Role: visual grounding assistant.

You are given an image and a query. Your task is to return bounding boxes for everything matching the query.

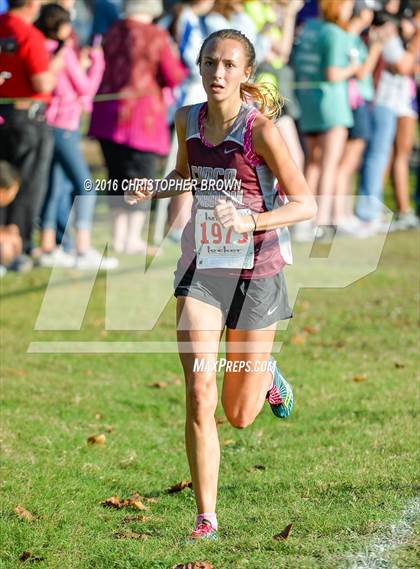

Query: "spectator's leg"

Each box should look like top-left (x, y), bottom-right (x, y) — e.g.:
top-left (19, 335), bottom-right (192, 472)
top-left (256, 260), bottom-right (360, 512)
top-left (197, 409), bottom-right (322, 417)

top-left (56, 177), bottom-right (74, 251)
top-left (99, 139), bottom-right (129, 251)
top-left (356, 105), bottom-right (397, 222)
top-left (54, 129), bottom-right (97, 254)
top-left (391, 115), bottom-right (416, 214)
top-left (415, 162), bottom-right (420, 218)
top-left (334, 138), bottom-right (366, 223)
top-left (303, 134), bottom-right (322, 196)
top-left (123, 149), bottom-right (156, 253)
top-left (1, 115), bottom-right (53, 253)
top-left (317, 126), bottom-right (348, 226)
top-left (40, 139), bottom-right (67, 252)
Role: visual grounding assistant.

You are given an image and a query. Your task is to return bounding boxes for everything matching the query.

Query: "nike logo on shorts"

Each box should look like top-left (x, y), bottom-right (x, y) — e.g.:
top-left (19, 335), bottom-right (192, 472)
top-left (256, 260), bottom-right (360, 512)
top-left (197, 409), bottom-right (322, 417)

top-left (267, 305), bottom-right (279, 316)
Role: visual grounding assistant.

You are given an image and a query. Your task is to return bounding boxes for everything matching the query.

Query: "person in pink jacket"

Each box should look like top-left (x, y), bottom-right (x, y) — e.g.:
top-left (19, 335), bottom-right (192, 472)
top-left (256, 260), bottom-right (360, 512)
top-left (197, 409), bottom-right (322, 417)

top-left (89, 0), bottom-right (187, 255)
top-left (37, 3), bottom-right (117, 270)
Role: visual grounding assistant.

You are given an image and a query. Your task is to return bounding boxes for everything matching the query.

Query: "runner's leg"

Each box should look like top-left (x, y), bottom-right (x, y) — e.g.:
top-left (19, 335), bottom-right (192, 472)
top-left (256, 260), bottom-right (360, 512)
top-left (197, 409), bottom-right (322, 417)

top-left (222, 324), bottom-right (277, 428)
top-left (177, 296), bottom-right (224, 515)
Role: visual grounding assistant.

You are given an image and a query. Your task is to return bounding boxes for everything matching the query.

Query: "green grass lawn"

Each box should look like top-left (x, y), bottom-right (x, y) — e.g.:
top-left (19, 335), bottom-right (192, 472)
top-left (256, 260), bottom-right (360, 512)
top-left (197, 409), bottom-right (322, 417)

top-left (0, 229), bottom-right (419, 568)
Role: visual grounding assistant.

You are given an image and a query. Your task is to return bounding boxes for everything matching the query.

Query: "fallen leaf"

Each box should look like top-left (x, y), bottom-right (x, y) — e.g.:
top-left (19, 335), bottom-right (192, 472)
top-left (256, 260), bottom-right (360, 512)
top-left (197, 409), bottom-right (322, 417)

top-left (170, 379), bottom-right (182, 386)
top-left (149, 381), bottom-right (168, 389)
top-left (250, 464), bottom-right (266, 471)
top-left (290, 334), bottom-right (306, 345)
top-left (102, 496), bottom-right (121, 509)
top-left (130, 500), bottom-right (148, 511)
top-left (95, 412), bottom-right (103, 419)
top-left (145, 497), bottom-right (159, 503)
top-left (105, 425), bottom-right (114, 433)
top-left (223, 439), bottom-right (235, 446)
top-left (19, 551), bottom-right (44, 562)
top-left (4, 368), bottom-right (28, 378)
top-left (127, 492), bottom-right (142, 501)
top-left (394, 361), bottom-right (405, 369)
top-left (14, 506), bottom-right (36, 522)
top-left (273, 523), bottom-right (293, 541)
top-left (352, 374), bottom-right (368, 383)
top-left (168, 480), bottom-right (192, 494)
top-left (215, 416), bottom-right (226, 426)
top-left (114, 529), bottom-right (150, 540)
top-left (172, 563), bottom-right (213, 569)
top-left (303, 325), bottom-right (320, 334)
top-left (126, 493), bottom-right (148, 510)
top-left (87, 434), bottom-right (106, 445)
top-left (101, 495), bottom-right (149, 510)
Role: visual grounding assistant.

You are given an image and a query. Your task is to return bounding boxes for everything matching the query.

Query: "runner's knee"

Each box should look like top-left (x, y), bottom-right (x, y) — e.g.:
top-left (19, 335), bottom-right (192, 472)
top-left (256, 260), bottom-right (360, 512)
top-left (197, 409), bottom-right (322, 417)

top-left (185, 374), bottom-right (218, 418)
top-left (224, 407), bottom-right (255, 429)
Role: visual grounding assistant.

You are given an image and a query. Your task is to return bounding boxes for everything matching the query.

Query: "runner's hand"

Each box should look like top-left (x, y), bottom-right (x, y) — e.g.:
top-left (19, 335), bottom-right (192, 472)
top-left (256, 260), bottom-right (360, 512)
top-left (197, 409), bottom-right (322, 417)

top-left (214, 199), bottom-right (253, 233)
top-left (124, 179), bottom-right (154, 205)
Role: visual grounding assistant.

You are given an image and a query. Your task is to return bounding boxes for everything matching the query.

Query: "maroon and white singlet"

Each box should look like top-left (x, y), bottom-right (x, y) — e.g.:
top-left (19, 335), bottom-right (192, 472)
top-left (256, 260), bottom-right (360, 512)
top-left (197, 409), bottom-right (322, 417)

top-left (178, 102), bottom-right (292, 279)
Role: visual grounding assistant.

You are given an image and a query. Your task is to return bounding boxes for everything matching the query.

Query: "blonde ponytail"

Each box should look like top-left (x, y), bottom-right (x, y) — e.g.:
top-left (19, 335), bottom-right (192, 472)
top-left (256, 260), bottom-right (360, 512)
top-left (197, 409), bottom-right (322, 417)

top-left (240, 81), bottom-right (284, 121)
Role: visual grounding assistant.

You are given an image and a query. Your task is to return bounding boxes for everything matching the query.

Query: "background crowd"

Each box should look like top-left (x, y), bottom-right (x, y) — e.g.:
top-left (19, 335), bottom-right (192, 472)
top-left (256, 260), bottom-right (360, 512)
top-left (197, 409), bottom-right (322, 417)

top-left (0, 0), bottom-right (418, 274)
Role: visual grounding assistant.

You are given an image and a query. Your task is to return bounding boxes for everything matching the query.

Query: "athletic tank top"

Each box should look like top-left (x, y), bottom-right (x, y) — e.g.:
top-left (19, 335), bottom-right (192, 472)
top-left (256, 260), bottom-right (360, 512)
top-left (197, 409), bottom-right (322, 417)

top-left (178, 102), bottom-right (292, 279)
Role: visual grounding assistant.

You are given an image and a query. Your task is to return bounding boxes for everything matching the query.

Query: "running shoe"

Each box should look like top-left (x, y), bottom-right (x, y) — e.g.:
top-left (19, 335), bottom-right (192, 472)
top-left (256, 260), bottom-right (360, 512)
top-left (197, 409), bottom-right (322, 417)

top-left (266, 357), bottom-right (294, 419)
top-left (188, 519), bottom-right (218, 541)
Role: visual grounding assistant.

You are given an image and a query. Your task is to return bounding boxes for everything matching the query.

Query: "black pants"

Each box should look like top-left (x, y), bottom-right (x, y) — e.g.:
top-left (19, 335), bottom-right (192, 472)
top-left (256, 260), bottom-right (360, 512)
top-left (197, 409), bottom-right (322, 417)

top-left (0, 110), bottom-right (53, 252)
top-left (99, 139), bottom-right (157, 211)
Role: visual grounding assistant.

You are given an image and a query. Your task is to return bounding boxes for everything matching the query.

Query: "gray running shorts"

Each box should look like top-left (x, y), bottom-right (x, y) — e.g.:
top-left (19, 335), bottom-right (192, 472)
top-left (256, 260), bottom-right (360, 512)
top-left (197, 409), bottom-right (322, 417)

top-left (174, 267), bottom-right (292, 330)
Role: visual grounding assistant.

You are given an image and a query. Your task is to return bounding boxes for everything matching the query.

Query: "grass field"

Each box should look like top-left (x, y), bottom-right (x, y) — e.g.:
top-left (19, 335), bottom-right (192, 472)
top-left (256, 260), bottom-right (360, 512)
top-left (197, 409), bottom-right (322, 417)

top-left (0, 226), bottom-right (419, 569)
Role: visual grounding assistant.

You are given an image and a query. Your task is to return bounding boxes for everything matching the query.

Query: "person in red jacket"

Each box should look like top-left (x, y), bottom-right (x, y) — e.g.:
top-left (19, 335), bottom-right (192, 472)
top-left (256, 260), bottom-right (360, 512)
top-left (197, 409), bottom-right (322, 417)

top-left (0, 0), bottom-right (61, 267)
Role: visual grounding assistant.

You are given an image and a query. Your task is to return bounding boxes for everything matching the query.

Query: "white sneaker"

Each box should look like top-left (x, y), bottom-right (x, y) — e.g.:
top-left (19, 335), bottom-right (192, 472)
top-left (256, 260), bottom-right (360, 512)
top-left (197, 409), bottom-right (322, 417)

top-left (292, 220), bottom-right (315, 243)
top-left (391, 210), bottom-right (419, 231)
top-left (38, 248), bottom-right (75, 268)
top-left (74, 248), bottom-right (119, 271)
top-left (336, 216), bottom-right (382, 238)
top-left (336, 216), bottom-right (362, 234)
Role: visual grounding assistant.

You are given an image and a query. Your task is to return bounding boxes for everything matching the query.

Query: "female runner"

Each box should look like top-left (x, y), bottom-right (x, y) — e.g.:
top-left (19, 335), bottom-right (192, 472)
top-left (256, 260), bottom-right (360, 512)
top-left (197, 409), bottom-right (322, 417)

top-left (126, 29), bottom-right (317, 540)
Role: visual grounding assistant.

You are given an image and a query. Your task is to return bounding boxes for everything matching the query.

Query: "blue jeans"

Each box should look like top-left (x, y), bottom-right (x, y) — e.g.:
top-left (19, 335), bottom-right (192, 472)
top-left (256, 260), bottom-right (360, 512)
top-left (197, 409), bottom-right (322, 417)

top-left (356, 105), bottom-right (397, 221)
top-left (41, 128), bottom-right (96, 241)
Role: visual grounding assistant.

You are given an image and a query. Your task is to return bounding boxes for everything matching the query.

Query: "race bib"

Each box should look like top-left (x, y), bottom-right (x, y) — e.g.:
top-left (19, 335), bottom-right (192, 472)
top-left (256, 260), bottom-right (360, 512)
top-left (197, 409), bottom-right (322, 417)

top-left (195, 208), bottom-right (254, 269)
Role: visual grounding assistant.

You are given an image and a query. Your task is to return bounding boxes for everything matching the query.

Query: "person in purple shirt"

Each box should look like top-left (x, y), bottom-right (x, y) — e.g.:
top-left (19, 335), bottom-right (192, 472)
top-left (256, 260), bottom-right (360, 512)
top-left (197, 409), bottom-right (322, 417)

top-left (126, 29), bottom-right (317, 541)
top-left (89, 0), bottom-right (186, 255)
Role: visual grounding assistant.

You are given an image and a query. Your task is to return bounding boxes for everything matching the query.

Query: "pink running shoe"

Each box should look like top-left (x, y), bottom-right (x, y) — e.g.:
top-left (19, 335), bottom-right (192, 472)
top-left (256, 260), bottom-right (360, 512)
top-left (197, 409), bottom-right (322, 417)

top-left (188, 519), bottom-right (218, 541)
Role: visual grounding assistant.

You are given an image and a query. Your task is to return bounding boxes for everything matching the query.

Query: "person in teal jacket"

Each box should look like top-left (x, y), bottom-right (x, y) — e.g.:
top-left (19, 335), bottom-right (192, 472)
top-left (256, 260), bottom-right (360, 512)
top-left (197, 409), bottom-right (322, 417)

top-left (292, 0), bottom-right (359, 239)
